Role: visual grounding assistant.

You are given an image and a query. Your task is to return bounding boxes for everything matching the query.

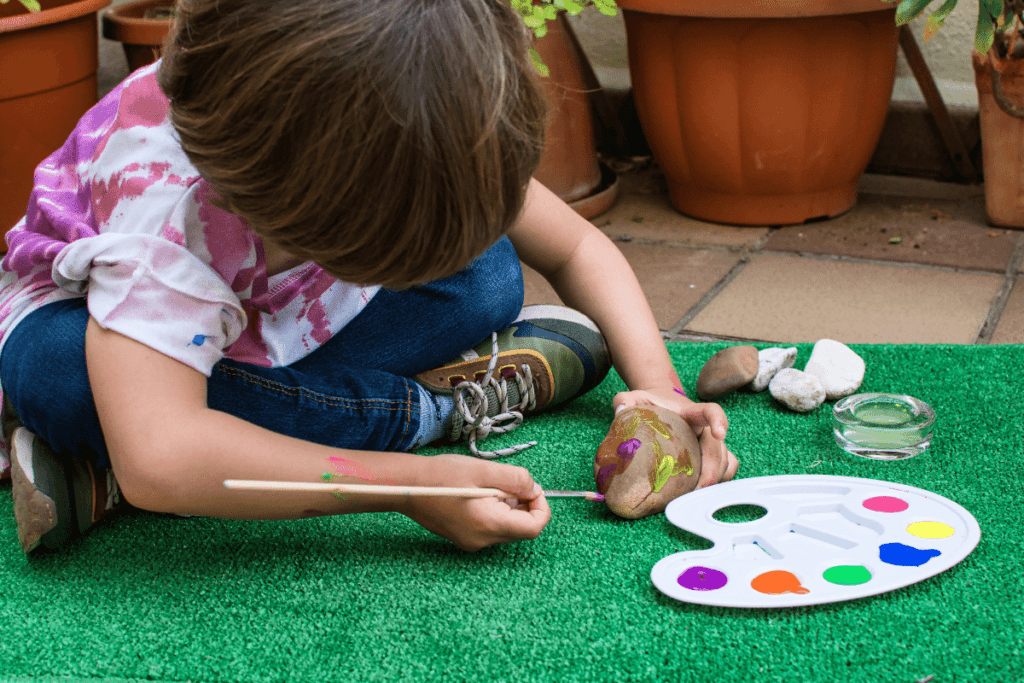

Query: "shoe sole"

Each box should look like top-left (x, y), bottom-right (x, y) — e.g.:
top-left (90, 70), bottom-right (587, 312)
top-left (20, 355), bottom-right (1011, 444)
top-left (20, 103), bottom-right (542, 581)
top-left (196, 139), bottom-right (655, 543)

top-left (10, 428), bottom-right (59, 554)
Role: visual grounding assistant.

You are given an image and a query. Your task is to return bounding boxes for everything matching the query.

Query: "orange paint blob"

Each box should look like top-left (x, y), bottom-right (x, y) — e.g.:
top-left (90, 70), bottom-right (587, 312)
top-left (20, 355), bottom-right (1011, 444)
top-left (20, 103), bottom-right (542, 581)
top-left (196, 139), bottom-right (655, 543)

top-left (751, 570), bottom-right (810, 595)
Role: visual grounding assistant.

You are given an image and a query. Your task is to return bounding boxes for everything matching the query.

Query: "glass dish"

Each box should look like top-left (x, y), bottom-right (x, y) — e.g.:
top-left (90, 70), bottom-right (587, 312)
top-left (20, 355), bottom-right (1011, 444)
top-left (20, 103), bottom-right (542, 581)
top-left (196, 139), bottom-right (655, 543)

top-left (832, 393), bottom-right (935, 461)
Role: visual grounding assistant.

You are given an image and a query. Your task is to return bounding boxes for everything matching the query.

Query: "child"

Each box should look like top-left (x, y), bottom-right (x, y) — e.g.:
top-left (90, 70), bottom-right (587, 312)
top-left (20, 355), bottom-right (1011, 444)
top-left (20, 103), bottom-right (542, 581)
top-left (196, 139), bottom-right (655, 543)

top-left (0, 0), bottom-right (737, 554)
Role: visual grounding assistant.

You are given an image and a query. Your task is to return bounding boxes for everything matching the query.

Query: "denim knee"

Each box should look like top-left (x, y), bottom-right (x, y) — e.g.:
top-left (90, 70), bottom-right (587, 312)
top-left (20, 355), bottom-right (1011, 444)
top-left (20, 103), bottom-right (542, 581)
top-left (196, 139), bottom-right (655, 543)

top-left (0, 298), bottom-right (110, 464)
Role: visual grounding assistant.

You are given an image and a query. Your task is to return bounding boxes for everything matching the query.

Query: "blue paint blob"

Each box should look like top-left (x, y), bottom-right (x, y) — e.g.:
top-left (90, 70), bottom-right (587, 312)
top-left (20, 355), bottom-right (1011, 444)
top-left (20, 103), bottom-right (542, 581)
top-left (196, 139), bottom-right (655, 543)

top-left (879, 542), bottom-right (941, 567)
top-left (191, 334), bottom-right (208, 346)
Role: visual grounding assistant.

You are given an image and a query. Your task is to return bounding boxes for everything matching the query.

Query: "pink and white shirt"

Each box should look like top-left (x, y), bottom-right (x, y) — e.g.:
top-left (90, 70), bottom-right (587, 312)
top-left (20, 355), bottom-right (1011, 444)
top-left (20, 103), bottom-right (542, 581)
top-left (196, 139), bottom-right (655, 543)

top-left (0, 62), bottom-right (379, 475)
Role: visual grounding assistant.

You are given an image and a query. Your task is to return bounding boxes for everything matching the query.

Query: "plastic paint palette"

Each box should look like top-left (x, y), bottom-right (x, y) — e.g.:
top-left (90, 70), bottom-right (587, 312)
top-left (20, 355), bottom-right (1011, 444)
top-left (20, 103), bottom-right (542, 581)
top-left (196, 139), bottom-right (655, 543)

top-left (651, 475), bottom-right (981, 608)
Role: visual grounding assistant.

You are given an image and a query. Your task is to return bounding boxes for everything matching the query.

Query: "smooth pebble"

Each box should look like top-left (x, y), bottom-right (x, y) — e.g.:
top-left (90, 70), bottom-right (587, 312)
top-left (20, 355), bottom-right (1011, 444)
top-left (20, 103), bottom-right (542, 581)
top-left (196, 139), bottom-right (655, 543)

top-left (804, 339), bottom-right (865, 400)
top-left (696, 345), bottom-right (759, 400)
top-left (748, 347), bottom-right (798, 392)
top-left (769, 368), bottom-right (826, 412)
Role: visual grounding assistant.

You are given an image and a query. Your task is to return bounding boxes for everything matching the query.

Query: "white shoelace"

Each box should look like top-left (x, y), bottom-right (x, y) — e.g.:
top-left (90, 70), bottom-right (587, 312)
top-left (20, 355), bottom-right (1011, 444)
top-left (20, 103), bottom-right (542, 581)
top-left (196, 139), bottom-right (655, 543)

top-left (452, 333), bottom-right (538, 458)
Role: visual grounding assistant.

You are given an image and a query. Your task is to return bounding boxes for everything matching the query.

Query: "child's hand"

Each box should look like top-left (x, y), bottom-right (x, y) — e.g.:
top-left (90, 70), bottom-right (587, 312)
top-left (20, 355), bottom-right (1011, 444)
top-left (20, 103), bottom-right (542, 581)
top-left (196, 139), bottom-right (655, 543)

top-left (403, 454), bottom-right (551, 551)
top-left (613, 386), bottom-right (739, 489)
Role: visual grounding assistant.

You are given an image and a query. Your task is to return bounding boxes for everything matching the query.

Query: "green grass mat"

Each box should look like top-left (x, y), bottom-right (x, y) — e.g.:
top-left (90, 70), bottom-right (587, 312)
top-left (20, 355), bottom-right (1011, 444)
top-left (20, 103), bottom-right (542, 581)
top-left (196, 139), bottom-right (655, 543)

top-left (1, 342), bottom-right (1022, 683)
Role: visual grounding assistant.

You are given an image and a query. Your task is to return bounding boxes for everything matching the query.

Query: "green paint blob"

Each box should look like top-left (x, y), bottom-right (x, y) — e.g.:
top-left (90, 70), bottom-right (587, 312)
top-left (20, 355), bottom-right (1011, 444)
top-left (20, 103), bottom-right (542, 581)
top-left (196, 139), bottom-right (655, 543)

top-left (823, 565), bottom-right (872, 586)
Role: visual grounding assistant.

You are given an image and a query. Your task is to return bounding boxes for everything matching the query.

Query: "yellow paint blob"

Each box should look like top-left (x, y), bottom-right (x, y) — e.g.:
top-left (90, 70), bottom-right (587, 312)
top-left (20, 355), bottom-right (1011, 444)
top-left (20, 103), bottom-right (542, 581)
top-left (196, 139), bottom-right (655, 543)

top-left (906, 521), bottom-right (954, 539)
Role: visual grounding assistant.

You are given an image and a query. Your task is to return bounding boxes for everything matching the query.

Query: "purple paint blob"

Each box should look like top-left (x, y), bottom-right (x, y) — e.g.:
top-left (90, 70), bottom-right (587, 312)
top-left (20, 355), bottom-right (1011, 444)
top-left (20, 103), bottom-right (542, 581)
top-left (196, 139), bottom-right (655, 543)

top-left (674, 387), bottom-right (687, 398)
top-left (596, 464), bottom-right (618, 492)
top-left (617, 439), bottom-right (641, 459)
top-left (863, 496), bottom-right (909, 513)
top-left (677, 566), bottom-right (728, 591)
top-left (879, 542), bottom-right (941, 567)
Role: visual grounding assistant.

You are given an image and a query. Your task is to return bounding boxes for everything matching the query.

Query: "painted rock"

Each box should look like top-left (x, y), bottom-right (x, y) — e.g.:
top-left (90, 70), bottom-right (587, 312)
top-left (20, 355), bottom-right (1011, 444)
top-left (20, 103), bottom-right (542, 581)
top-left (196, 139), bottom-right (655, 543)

top-left (768, 368), bottom-right (826, 412)
top-left (594, 406), bottom-right (702, 519)
top-left (696, 345), bottom-right (758, 400)
top-left (803, 339), bottom-right (865, 400)
top-left (748, 347), bottom-right (798, 392)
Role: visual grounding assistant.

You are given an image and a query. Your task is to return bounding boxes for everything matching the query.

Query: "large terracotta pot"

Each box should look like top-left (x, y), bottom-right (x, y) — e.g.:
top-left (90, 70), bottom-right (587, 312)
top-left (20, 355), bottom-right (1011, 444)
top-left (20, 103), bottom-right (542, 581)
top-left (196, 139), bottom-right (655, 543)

top-left (532, 13), bottom-right (618, 219)
top-left (973, 49), bottom-right (1024, 228)
top-left (616, 0), bottom-right (898, 226)
top-left (0, 0), bottom-right (112, 243)
top-left (101, 0), bottom-right (174, 74)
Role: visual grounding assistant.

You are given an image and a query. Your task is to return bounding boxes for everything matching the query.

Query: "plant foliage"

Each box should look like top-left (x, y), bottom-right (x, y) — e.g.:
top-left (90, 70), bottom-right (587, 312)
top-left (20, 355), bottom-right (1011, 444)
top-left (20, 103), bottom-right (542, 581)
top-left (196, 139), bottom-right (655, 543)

top-left (508, 0), bottom-right (618, 75)
top-left (886, 0), bottom-right (1017, 54)
top-left (0, 0), bottom-right (42, 11)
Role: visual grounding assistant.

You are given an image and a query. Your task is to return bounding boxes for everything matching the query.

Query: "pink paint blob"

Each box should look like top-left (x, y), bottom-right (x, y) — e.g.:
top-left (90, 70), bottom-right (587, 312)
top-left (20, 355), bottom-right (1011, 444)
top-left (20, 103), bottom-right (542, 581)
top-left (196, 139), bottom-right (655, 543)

top-left (863, 496), bottom-right (909, 513)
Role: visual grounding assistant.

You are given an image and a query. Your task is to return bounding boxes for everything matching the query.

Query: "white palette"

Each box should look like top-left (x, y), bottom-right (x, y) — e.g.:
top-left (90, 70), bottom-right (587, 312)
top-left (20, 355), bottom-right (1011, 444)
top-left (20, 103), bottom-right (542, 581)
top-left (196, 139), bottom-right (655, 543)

top-left (651, 475), bottom-right (980, 608)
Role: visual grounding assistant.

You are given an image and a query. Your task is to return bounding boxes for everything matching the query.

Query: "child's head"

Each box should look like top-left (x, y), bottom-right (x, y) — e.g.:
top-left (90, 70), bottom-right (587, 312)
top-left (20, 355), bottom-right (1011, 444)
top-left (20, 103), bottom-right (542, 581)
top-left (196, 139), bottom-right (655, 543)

top-left (159, 0), bottom-right (547, 288)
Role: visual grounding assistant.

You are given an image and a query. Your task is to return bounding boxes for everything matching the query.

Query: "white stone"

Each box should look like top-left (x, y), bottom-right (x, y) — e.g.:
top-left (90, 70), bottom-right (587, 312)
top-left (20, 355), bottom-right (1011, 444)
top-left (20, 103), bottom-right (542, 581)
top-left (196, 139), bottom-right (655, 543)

top-left (748, 347), bottom-right (798, 392)
top-left (769, 368), bottom-right (826, 412)
top-left (803, 339), bottom-right (865, 400)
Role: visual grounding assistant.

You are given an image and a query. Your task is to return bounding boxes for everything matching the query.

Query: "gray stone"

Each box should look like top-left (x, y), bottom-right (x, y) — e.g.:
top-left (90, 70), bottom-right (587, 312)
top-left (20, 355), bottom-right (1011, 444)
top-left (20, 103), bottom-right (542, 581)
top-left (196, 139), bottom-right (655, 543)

top-left (748, 347), bottom-right (798, 392)
top-left (696, 345), bottom-right (758, 400)
top-left (769, 368), bottom-right (826, 412)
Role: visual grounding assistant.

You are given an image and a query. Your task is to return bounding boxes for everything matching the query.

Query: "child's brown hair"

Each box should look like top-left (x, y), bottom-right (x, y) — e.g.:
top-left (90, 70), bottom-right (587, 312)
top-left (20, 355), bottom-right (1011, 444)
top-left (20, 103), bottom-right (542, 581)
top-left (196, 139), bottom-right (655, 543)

top-left (159, 0), bottom-right (547, 288)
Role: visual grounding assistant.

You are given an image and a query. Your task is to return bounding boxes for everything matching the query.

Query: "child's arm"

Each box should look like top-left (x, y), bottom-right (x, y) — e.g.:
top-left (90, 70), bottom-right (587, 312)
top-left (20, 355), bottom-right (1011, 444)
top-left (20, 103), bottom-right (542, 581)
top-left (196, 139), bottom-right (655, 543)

top-left (84, 318), bottom-right (550, 550)
top-left (508, 179), bottom-right (737, 487)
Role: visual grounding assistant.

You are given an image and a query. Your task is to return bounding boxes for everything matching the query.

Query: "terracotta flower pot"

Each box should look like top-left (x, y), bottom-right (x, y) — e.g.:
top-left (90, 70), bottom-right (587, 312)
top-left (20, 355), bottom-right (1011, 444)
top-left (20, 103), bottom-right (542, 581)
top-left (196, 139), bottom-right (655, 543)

top-left (532, 13), bottom-right (618, 219)
top-left (973, 49), bottom-right (1024, 229)
top-left (101, 0), bottom-right (173, 73)
top-left (615, 0), bottom-right (898, 226)
top-left (0, 0), bottom-right (111, 243)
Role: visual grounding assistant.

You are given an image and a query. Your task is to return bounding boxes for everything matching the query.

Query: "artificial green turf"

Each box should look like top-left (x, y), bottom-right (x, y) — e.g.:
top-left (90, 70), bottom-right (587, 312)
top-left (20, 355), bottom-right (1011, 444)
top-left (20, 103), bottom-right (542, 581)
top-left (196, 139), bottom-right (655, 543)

top-left (1, 342), bottom-right (1022, 683)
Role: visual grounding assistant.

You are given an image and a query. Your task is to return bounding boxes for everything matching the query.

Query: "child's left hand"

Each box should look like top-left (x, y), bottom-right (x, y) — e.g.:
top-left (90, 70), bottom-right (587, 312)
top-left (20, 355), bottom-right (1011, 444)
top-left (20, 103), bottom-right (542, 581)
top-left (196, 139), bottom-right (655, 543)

top-left (612, 386), bottom-right (738, 489)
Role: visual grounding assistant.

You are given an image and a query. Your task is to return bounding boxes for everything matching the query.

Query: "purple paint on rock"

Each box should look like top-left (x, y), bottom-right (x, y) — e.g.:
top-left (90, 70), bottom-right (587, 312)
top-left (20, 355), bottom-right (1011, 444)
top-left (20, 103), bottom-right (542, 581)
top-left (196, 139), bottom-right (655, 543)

top-left (617, 438), bottom-right (641, 459)
top-left (678, 566), bottom-right (728, 591)
top-left (596, 464), bottom-right (618, 492)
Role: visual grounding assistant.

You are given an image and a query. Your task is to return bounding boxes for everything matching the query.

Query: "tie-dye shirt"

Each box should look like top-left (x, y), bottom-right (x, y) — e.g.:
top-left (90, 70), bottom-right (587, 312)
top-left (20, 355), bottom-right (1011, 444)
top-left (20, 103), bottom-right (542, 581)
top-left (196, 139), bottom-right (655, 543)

top-left (0, 62), bottom-right (380, 475)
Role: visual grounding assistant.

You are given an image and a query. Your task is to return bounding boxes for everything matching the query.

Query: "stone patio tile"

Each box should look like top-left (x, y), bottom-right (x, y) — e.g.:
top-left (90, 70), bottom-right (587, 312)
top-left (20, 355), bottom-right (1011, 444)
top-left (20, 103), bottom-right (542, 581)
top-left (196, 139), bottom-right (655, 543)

top-left (764, 190), bottom-right (1017, 273)
top-left (990, 279), bottom-right (1024, 345)
top-left (522, 243), bottom-right (740, 331)
top-left (686, 253), bottom-right (1003, 344)
top-left (592, 164), bottom-right (768, 249)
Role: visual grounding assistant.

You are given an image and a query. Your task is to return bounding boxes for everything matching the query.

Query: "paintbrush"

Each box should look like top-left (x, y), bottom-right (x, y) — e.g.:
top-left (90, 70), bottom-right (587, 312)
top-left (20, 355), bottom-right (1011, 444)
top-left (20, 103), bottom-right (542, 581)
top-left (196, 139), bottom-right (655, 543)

top-left (223, 480), bottom-right (604, 502)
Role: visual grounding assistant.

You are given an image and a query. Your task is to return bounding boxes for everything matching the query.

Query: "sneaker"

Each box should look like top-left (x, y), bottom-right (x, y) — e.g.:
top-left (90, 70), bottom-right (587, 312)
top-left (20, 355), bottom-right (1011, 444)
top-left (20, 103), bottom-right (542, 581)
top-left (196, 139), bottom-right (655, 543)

top-left (414, 305), bottom-right (611, 458)
top-left (10, 427), bottom-right (124, 554)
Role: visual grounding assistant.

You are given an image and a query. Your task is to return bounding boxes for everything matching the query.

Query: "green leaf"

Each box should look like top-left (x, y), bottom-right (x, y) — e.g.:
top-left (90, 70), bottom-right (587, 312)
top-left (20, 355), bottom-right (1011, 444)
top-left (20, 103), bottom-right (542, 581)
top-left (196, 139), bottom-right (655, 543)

top-left (561, 0), bottom-right (584, 14)
top-left (529, 47), bottom-right (549, 77)
top-left (895, 0), bottom-right (935, 26)
top-left (20, 0), bottom-right (41, 9)
top-left (592, 0), bottom-right (618, 15)
top-left (976, 2), bottom-right (996, 53)
top-left (922, 0), bottom-right (957, 41)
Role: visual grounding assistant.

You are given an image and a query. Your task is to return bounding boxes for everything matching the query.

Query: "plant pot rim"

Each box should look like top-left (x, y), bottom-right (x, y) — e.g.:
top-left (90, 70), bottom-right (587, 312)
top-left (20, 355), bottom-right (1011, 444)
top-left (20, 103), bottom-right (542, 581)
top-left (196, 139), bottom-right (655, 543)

top-left (0, 0), bottom-right (110, 33)
top-left (616, 0), bottom-right (894, 18)
top-left (101, 0), bottom-right (173, 45)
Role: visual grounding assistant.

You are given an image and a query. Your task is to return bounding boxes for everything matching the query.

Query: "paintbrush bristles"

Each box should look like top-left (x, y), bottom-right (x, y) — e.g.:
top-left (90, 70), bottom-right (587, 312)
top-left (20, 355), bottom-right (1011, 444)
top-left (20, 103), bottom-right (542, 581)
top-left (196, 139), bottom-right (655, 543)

top-left (222, 480), bottom-right (604, 501)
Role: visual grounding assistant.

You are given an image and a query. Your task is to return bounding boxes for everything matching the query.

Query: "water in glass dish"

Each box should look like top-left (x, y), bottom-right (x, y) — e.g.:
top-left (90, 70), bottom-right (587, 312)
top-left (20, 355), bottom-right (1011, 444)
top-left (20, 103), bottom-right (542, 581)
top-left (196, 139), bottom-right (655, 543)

top-left (832, 393), bottom-right (935, 460)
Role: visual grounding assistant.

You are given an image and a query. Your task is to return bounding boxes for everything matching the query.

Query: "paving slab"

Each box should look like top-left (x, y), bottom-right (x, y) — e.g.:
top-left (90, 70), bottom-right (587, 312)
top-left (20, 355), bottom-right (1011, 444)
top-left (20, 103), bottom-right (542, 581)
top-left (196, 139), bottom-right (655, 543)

top-left (765, 180), bottom-right (1017, 273)
top-left (592, 162), bottom-right (768, 249)
top-left (686, 253), bottom-right (1003, 344)
top-left (522, 243), bottom-right (741, 331)
top-left (990, 279), bottom-right (1024, 345)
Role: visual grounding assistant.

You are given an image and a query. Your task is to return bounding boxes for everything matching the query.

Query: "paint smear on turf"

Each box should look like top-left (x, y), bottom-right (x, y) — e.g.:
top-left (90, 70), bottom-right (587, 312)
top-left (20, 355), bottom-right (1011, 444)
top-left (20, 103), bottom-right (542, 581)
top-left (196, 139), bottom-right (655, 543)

top-left (751, 570), bottom-right (809, 595)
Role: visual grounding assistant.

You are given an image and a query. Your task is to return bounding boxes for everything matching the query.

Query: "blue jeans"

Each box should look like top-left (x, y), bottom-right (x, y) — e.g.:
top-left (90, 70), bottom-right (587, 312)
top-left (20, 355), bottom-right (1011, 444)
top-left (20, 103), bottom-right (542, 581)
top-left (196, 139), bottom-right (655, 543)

top-left (0, 237), bottom-right (524, 468)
